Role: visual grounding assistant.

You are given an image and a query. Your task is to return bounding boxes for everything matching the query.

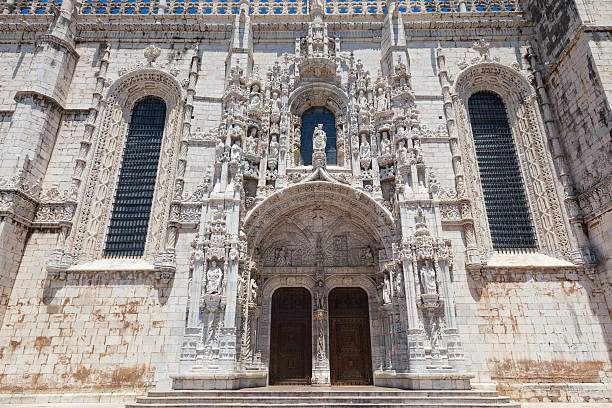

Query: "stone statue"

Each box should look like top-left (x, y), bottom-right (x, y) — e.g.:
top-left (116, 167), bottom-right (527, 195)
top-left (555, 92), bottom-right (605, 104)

top-left (376, 87), bottom-right (388, 111)
top-left (313, 124), bottom-right (326, 151)
top-left (250, 278), bottom-right (259, 304)
top-left (237, 273), bottom-right (246, 298)
top-left (414, 138), bottom-right (423, 163)
top-left (269, 135), bottom-right (280, 158)
top-left (275, 247), bottom-right (287, 266)
top-left (271, 92), bottom-right (281, 116)
top-left (231, 141), bottom-right (242, 162)
top-left (382, 277), bottom-right (391, 304)
top-left (419, 261), bottom-right (437, 295)
top-left (358, 90), bottom-right (368, 112)
top-left (380, 131), bottom-right (391, 156)
top-left (397, 140), bottom-right (408, 165)
top-left (351, 132), bottom-right (359, 154)
top-left (359, 135), bottom-right (371, 160)
top-left (395, 268), bottom-right (405, 297)
top-left (206, 261), bottom-right (223, 294)
top-left (249, 85), bottom-right (261, 108)
top-left (247, 128), bottom-right (258, 155)
top-left (396, 125), bottom-right (407, 141)
top-left (215, 140), bottom-right (225, 162)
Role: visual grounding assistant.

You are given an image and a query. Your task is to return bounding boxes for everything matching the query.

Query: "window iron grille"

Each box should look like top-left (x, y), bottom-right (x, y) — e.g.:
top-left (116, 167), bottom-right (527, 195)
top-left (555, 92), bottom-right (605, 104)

top-left (467, 91), bottom-right (537, 250)
top-left (105, 97), bottom-right (167, 257)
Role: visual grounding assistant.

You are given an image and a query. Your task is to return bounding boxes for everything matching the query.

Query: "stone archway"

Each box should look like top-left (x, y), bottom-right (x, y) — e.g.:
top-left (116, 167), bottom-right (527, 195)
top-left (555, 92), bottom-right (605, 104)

top-left (245, 180), bottom-right (394, 385)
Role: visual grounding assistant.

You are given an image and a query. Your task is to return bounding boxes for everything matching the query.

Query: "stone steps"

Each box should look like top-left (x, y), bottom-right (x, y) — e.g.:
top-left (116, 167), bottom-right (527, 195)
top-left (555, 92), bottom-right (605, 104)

top-left (126, 389), bottom-right (521, 408)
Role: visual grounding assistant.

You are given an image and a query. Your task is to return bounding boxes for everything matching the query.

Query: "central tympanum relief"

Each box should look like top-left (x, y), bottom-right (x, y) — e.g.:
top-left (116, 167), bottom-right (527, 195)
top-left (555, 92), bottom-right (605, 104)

top-left (260, 205), bottom-right (377, 269)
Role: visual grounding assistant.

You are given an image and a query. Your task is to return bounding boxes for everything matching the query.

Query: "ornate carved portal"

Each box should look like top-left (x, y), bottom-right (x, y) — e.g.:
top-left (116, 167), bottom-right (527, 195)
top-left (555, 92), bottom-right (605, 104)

top-left (269, 287), bottom-right (312, 385)
top-left (329, 287), bottom-right (373, 385)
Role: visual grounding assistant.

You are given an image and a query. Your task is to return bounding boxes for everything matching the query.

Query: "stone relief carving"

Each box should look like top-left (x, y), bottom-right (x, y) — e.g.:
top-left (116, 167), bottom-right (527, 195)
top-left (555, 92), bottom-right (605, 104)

top-left (206, 261), bottom-right (224, 295)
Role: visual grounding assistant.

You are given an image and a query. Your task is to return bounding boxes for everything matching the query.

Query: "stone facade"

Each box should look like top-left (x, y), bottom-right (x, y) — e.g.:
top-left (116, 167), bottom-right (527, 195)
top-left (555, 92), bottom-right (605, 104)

top-left (0, 0), bottom-right (610, 403)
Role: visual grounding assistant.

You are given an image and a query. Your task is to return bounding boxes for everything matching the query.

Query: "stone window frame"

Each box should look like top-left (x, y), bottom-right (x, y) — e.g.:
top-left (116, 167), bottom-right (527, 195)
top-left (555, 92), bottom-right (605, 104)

top-left (452, 62), bottom-right (572, 259)
top-left (70, 69), bottom-right (184, 264)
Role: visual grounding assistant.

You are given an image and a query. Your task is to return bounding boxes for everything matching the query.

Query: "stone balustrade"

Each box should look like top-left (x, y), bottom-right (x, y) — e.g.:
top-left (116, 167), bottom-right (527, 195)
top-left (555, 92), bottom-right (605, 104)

top-left (0, 0), bottom-right (520, 16)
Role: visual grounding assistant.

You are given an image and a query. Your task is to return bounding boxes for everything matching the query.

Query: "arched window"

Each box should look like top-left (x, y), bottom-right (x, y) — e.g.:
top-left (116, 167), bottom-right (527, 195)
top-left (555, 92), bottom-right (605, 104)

top-left (105, 97), bottom-right (167, 257)
top-left (467, 91), bottom-right (537, 249)
top-left (300, 107), bottom-right (337, 165)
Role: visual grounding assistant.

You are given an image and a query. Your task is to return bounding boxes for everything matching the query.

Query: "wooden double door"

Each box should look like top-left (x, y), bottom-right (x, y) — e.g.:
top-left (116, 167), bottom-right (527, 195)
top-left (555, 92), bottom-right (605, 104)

top-left (329, 287), bottom-right (373, 385)
top-left (269, 287), bottom-right (373, 386)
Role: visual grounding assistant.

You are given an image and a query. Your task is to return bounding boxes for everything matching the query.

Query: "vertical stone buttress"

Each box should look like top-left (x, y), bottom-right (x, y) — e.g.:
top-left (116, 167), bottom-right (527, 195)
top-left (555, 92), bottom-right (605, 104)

top-left (0, 0), bottom-right (79, 324)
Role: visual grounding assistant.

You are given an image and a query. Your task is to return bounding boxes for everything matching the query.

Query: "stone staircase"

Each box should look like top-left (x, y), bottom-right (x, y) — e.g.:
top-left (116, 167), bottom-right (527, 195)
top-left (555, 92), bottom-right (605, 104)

top-left (126, 387), bottom-right (521, 408)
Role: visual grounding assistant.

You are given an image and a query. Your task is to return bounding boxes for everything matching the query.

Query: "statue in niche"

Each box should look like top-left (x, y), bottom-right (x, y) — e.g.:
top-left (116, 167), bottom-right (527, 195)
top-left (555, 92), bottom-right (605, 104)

top-left (215, 140), bottom-right (226, 162)
top-left (237, 273), bottom-right (246, 298)
top-left (359, 135), bottom-right (371, 160)
top-left (382, 277), bottom-right (391, 304)
top-left (231, 124), bottom-right (243, 140)
top-left (206, 261), bottom-right (223, 295)
top-left (271, 92), bottom-right (281, 116)
top-left (231, 141), bottom-right (242, 162)
top-left (269, 135), bottom-right (280, 159)
top-left (396, 125), bottom-right (407, 141)
top-left (246, 128), bottom-right (258, 155)
top-left (275, 247), bottom-right (287, 266)
top-left (419, 261), bottom-right (437, 295)
top-left (395, 268), bottom-right (405, 297)
top-left (358, 89), bottom-right (368, 112)
top-left (313, 124), bottom-right (326, 151)
top-left (250, 278), bottom-right (259, 305)
top-left (380, 131), bottom-right (392, 156)
top-left (376, 87), bottom-right (388, 111)
top-left (249, 84), bottom-right (261, 108)
top-left (413, 138), bottom-right (423, 163)
top-left (397, 140), bottom-right (408, 166)
top-left (351, 132), bottom-right (359, 154)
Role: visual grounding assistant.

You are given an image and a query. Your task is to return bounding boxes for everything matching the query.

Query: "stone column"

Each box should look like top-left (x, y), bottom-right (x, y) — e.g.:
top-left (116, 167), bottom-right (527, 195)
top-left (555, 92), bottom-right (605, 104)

top-left (401, 258), bottom-right (426, 370)
top-left (312, 297), bottom-right (331, 386)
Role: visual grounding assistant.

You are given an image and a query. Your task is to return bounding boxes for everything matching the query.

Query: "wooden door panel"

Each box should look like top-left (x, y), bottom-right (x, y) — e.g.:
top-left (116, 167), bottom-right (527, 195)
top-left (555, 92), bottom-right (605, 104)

top-left (329, 288), bottom-right (373, 385)
top-left (270, 288), bottom-right (311, 384)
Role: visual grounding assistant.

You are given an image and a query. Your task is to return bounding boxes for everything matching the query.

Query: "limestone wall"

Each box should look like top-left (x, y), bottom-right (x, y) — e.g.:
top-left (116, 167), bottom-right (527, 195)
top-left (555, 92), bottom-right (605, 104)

top-left (0, 230), bottom-right (195, 393)
top-left (0, 45), bottom-right (35, 110)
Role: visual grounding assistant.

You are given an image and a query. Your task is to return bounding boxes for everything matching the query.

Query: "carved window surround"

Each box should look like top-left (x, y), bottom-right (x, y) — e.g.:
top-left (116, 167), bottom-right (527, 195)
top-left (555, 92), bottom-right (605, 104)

top-left (453, 62), bottom-right (573, 261)
top-left (69, 69), bottom-right (184, 265)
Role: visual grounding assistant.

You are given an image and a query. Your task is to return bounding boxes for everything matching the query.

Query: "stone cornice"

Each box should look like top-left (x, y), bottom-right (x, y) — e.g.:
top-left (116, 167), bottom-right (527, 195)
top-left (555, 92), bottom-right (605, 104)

top-left (0, 12), bottom-right (531, 42)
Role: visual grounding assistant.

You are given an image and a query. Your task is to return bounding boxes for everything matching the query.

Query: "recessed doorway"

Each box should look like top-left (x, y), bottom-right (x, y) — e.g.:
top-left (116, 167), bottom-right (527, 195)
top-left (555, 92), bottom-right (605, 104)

top-left (328, 287), bottom-right (373, 385)
top-left (269, 287), bottom-right (312, 385)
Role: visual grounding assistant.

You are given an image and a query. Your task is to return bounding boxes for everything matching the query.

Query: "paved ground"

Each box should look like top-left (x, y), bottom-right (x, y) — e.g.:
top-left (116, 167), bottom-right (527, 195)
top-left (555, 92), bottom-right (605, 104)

top-left (1, 402), bottom-right (611, 407)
